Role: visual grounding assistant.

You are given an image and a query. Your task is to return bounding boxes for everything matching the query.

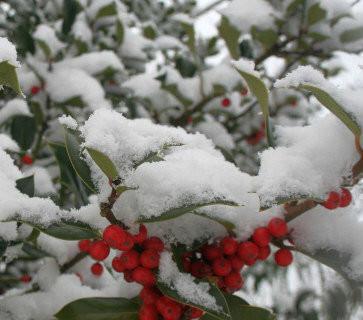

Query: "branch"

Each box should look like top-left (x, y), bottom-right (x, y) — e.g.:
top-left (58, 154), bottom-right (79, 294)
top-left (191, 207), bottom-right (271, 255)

top-left (192, 0), bottom-right (226, 18)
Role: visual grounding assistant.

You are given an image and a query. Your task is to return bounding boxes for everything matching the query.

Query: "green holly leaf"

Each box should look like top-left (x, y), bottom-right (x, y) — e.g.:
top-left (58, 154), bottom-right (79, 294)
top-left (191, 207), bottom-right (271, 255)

top-left (86, 147), bottom-right (118, 181)
top-left (340, 27), bottom-right (363, 43)
top-left (0, 61), bottom-right (23, 96)
top-left (218, 17), bottom-right (240, 60)
top-left (55, 297), bottom-right (139, 320)
top-left (307, 3), bottom-right (326, 26)
top-left (11, 115), bottom-right (36, 151)
top-left (16, 175), bottom-right (35, 197)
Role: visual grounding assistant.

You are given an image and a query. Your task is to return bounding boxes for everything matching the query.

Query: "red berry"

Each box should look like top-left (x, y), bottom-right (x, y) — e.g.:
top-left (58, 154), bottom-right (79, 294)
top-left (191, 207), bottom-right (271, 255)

top-left (91, 262), bottom-right (103, 276)
top-left (140, 287), bottom-right (161, 305)
top-left (132, 267), bottom-right (156, 287)
top-left (120, 250), bottom-right (139, 270)
top-left (182, 253), bottom-right (192, 272)
top-left (20, 274), bottom-right (32, 283)
top-left (78, 239), bottom-right (91, 252)
top-left (140, 249), bottom-right (160, 269)
top-left (187, 116), bottom-right (193, 124)
top-left (221, 97), bottom-right (231, 108)
top-left (139, 304), bottom-right (159, 320)
top-left (246, 130), bottom-right (264, 145)
top-left (21, 154), bottom-right (33, 165)
top-left (323, 191), bottom-right (340, 210)
top-left (89, 240), bottom-right (110, 261)
top-left (31, 86), bottom-right (41, 95)
top-left (103, 224), bottom-right (127, 249)
top-left (244, 258), bottom-right (257, 266)
top-left (143, 237), bottom-right (164, 252)
top-left (237, 241), bottom-right (259, 262)
top-left (212, 258), bottom-right (232, 276)
top-left (134, 224), bottom-right (148, 244)
top-left (267, 218), bottom-right (288, 238)
top-left (123, 270), bottom-right (134, 283)
top-left (220, 237), bottom-right (238, 255)
top-left (339, 188), bottom-right (352, 207)
top-left (224, 271), bottom-right (243, 290)
top-left (156, 296), bottom-right (183, 320)
top-left (241, 87), bottom-right (248, 96)
top-left (190, 261), bottom-right (212, 278)
top-left (257, 246), bottom-right (271, 260)
top-left (229, 255), bottom-right (244, 271)
top-left (189, 307), bottom-right (204, 319)
top-left (274, 248), bottom-right (293, 267)
top-left (202, 244), bottom-right (223, 261)
top-left (217, 277), bottom-right (225, 290)
top-left (112, 256), bottom-right (126, 273)
top-left (252, 227), bottom-right (271, 247)
top-left (119, 232), bottom-right (135, 251)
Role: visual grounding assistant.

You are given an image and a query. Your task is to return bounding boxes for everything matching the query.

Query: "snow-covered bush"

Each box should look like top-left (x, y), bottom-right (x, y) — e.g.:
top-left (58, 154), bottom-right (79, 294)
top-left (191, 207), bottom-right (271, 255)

top-left (1, 0), bottom-right (363, 319)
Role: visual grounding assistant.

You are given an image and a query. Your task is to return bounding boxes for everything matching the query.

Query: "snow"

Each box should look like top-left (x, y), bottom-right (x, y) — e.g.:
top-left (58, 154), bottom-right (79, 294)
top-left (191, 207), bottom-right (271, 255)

top-left (46, 68), bottom-right (111, 111)
top-left (232, 58), bottom-right (260, 78)
top-left (0, 99), bottom-right (31, 125)
top-left (0, 37), bottom-right (20, 67)
top-left (0, 134), bottom-right (20, 152)
top-left (23, 167), bottom-right (56, 195)
top-left (33, 24), bottom-right (65, 56)
top-left (72, 14), bottom-right (93, 44)
top-left (155, 35), bottom-right (186, 51)
top-left (220, 0), bottom-right (278, 32)
top-left (159, 251), bottom-right (220, 311)
top-left (58, 115), bottom-right (78, 130)
top-left (275, 66), bottom-right (327, 89)
top-left (119, 28), bottom-right (153, 61)
top-left (55, 51), bottom-right (124, 76)
top-left (256, 115), bottom-right (358, 206)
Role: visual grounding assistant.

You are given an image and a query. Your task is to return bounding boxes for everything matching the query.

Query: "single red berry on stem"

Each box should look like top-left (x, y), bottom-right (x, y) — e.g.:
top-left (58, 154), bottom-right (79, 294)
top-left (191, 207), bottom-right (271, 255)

top-left (120, 250), bottom-right (139, 270)
top-left (134, 224), bottom-right (148, 244)
top-left (140, 249), bottom-right (160, 269)
top-left (212, 258), bottom-right (232, 276)
top-left (103, 225), bottom-right (125, 248)
top-left (229, 255), bottom-right (244, 271)
top-left (221, 97), bottom-right (231, 108)
top-left (91, 262), bottom-right (103, 276)
top-left (267, 218), bottom-right (288, 238)
top-left (139, 304), bottom-right (159, 320)
top-left (252, 227), bottom-right (271, 247)
top-left (89, 240), bottom-right (110, 261)
top-left (202, 244), bottom-right (223, 261)
top-left (123, 270), bottom-right (134, 283)
top-left (78, 239), bottom-right (91, 252)
top-left (274, 248), bottom-right (293, 267)
top-left (323, 191), bottom-right (340, 210)
top-left (21, 154), bottom-right (33, 165)
top-left (220, 237), bottom-right (238, 255)
top-left (112, 256), bottom-right (126, 273)
top-left (31, 86), bottom-right (41, 95)
top-left (140, 287), bottom-right (161, 305)
top-left (189, 307), bottom-right (205, 319)
top-left (238, 241), bottom-right (259, 262)
top-left (339, 188), bottom-right (352, 207)
top-left (156, 296), bottom-right (183, 320)
top-left (20, 275), bottom-right (32, 283)
top-left (132, 267), bottom-right (156, 286)
top-left (224, 271), bottom-right (243, 290)
top-left (257, 246), bottom-right (271, 260)
top-left (143, 237), bottom-right (164, 252)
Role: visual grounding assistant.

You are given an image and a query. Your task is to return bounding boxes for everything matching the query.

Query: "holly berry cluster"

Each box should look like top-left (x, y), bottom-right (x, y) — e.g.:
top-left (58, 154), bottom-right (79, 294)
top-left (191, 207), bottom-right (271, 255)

top-left (220, 88), bottom-right (249, 108)
top-left (181, 217), bottom-right (293, 293)
top-left (322, 188), bottom-right (352, 210)
top-left (78, 224), bottom-right (204, 320)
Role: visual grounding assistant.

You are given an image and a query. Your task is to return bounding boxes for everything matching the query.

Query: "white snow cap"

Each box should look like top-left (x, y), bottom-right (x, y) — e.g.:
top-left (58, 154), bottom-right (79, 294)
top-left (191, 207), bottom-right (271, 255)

top-left (0, 37), bottom-right (20, 67)
top-left (33, 24), bottom-right (65, 56)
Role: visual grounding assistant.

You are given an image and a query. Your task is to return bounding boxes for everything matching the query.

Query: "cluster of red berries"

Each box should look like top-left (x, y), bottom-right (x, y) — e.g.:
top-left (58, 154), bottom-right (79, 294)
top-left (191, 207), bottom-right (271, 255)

top-left (78, 224), bottom-right (204, 320)
top-left (322, 188), bottom-right (352, 210)
top-left (180, 217), bottom-right (293, 293)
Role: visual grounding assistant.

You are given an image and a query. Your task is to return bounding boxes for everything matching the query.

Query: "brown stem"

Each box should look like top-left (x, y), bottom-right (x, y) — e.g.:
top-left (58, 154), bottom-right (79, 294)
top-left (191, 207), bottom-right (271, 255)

top-left (60, 252), bottom-right (87, 273)
top-left (100, 186), bottom-right (128, 229)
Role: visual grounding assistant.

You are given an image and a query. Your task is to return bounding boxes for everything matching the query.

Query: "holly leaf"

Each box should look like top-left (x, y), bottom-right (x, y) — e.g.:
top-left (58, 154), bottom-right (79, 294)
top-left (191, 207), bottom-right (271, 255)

top-left (95, 2), bottom-right (117, 20)
top-left (54, 297), bottom-right (139, 320)
top-left (11, 115), bottom-right (36, 151)
top-left (233, 62), bottom-right (274, 146)
top-left (307, 3), bottom-right (326, 26)
top-left (23, 219), bottom-right (99, 240)
top-left (138, 199), bottom-right (239, 223)
top-left (300, 84), bottom-right (360, 136)
top-left (340, 27), bottom-right (363, 43)
top-left (62, 0), bottom-right (80, 35)
top-left (16, 175), bottom-right (35, 197)
top-left (86, 147), bottom-right (118, 181)
top-left (157, 281), bottom-right (231, 320)
top-left (64, 127), bottom-right (96, 192)
top-left (192, 211), bottom-right (236, 231)
top-left (0, 60), bottom-right (23, 96)
top-left (218, 17), bottom-right (240, 60)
